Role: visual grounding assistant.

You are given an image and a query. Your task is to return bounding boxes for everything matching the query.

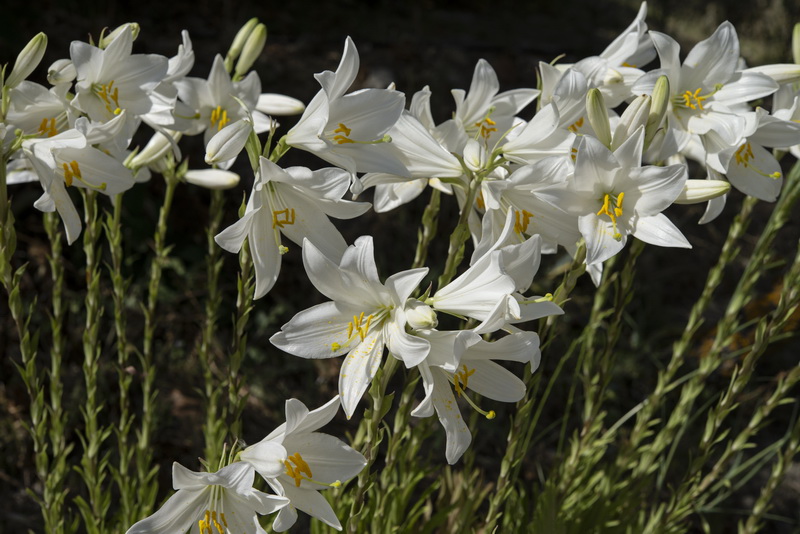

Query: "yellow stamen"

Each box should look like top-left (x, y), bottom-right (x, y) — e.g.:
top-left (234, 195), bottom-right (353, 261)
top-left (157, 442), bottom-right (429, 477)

top-left (570, 147), bottom-right (578, 163)
top-left (596, 192), bottom-right (625, 240)
top-left (514, 209), bottom-right (533, 234)
top-left (453, 364), bottom-right (476, 397)
top-left (272, 208), bottom-right (296, 228)
top-left (38, 117), bottom-right (58, 137)
top-left (567, 117), bottom-right (584, 133)
top-left (210, 105), bottom-right (230, 131)
top-left (332, 122), bottom-right (355, 144)
top-left (621, 62), bottom-right (637, 68)
top-left (734, 142), bottom-right (782, 179)
top-left (474, 116), bottom-right (498, 139)
top-left (284, 453), bottom-right (313, 487)
top-left (95, 80), bottom-right (122, 115)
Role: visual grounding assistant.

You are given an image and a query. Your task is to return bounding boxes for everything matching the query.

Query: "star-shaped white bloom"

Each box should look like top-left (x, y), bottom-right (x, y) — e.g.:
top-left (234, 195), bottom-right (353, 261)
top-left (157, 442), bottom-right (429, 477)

top-left (215, 157), bottom-right (370, 298)
top-left (270, 236), bottom-right (430, 417)
top-left (540, 127), bottom-right (690, 265)
top-left (125, 462), bottom-right (288, 534)
top-left (240, 396), bottom-right (366, 532)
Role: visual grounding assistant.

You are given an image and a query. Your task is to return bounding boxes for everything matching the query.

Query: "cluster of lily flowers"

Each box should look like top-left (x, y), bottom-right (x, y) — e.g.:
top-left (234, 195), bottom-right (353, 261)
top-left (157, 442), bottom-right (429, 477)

top-left (3, 2), bottom-right (800, 531)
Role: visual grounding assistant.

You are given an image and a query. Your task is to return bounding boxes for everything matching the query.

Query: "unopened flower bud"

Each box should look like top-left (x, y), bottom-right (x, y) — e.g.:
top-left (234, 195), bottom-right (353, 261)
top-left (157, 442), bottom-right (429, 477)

top-left (793, 22), bottom-right (800, 65)
top-left (129, 131), bottom-right (182, 168)
top-left (673, 179), bottom-right (731, 204)
top-left (47, 59), bottom-right (76, 85)
top-left (745, 64), bottom-right (800, 85)
top-left (184, 169), bottom-right (240, 190)
top-left (405, 299), bottom-right (438, 330)
top-left (235, 23), bottom-right (267, 78)
top-left (6, 33), bottom-right (47, 89)
top-left (205, 119), bottom-right (251, 165)
top-left (646, 75), bottom-right (670, 147)
top-left (226, 18), bottom-right (259, 71)
top-left (613, 94), bottom-right (650, 149)
top-left (586, 88), bottom-right (612, 148)
top-left (100, 23), bottom-right (139, 49)
top-left (256, 93), bottom-right (305, 116)
top-left (464, 139), bottom-right (487, 172)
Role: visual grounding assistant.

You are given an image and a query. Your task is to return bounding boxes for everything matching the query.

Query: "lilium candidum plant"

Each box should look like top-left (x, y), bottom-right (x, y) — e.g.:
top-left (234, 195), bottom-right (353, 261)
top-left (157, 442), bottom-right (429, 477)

top-left (4, 5), bottom-right (800, 534)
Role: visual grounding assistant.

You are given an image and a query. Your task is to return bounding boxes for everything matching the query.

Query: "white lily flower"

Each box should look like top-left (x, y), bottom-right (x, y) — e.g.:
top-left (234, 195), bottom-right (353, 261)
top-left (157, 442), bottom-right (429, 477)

top-left (125, 461), bottom-right (288, 534)
top-left (633, 22), bottom-right (778, 160)
top-left (215, 157), bottom-right (370, 299)
top-left (412, 330), bottom-right (541, 464)
top-left (270, 237), bottom-right (430, 417)
top-left (286, 37), bottom-right (408, 176)
top-left (71, 25), bottom-right (169, 122)
top-left (540, 127), bottom-right (690, 265)
top-left (241, 396), bottom-right (366, 532)
top-left (22, 129), bottom-right (135, 243)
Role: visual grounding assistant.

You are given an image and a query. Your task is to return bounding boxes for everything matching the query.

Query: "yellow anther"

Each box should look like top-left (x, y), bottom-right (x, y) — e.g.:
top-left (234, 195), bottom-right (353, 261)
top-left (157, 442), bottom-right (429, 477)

top-left (95, 80), bottom-right (122, 115)
top-left (210, 105), bottom-right (230, 131)
top-left (331, 342), bottom-right (342, 351)
top-left (272, 208), bottom-right (296, 229)
top-left (453, 364), bottom-right (476, 397)
top-left (474, 116), bottom-right (498, 139)
top-left (220, 512), bottom-right (228, 527)
top-left (570, 147), bottom-right (578, 163)
top-left (597, 193), bottom-right (614, 221)
top-left (675, 86), bottom-right (721, 111)
top-left (621, 62), bottom-right (637, 68)
top-left (38, 117), bottom-right (58, 137)
top-left (514, 209), bottom-right (533, 234)
top-left (333, 123), bottom-right (352, 136)
top-left (476, 192), bottom-right (486, 211)
top-left (735, 142), bottom-right (782, 179)
top-left (567, 117), bottom-right (585, 133)
top-left (285, 453), bottom-right (313, 487)
top-left (614, 191), bottom-right (625, 218)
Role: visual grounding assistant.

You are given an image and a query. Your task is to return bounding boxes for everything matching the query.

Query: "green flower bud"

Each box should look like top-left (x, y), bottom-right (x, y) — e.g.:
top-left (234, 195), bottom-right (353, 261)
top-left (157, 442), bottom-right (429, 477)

top-left (6, 33), bottom-right (47, 89)
top-left (586, 88), bottom-right (612, 149)
top-left (235, 23), bottom-right (267, 78)
top-left (645, 75), bottom-right (670, 147)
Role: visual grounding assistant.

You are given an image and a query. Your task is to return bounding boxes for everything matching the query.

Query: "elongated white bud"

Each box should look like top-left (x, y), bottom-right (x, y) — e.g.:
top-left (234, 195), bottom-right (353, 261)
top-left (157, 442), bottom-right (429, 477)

top-left (205, 119), bottom-right (252, 165)
top-left (129, 131), bottom-right (182, 168)
top-left (586, 88), bottom-right (612, 149)
top-left (613, 94), bottom-right (650, 150)
top-left (645, 75), bottom-right (670, 147)
top-left (184, 169), bottom-right (240, 190)
top-left (256, 93), bottom-right (305, 116)
top-left (235, 23), bottom-right (267, 78)
top-left (47, 59), bottom-right (76, 85)
top-left (226, 18), bottom-right (259, 71)
top-left (674, 179), bottom-right (731, 204)
top-left (6, 33), bottom-right (47, 88)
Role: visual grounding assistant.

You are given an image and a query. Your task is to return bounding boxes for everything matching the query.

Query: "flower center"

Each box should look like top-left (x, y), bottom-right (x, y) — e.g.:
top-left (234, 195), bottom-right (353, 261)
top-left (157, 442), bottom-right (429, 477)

top-left (284, 453), bottom-right (313, 487)
top-left (62, 160), bottom-right (107, 191)
top-left (474, 116), bottom-right (497, 140)
top-left (93, 80), bottom-right (122, 115)
top-left (596, 192), bottom-right (625, 240)
top-left (272, 208), bottom-right (296, 229)
top-left (37, 117), bottom-right (58, 137)
top-left (673, 84), bottom-right (723, 111)
top-left (198, 509), bottom-right (228, 534)
top-left (513, 209), bottom-right (533, 234)
top-left (210, 105), bottom-right (230, 131)
top-left (734, 142), bottom-right (781, 179)
top-left (452, 364), bottom-right (496, 420)
top-left (567, 117), bottom-right (585, 133)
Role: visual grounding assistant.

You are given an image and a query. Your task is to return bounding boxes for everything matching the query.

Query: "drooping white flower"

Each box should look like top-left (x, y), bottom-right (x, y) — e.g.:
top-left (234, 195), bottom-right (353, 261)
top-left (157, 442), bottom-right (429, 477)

top-left (270, 237), bottom-right (429, 417)
top-left (215, 157), bottom-right (370, 298)
top-left (240, 396), bottom-right (366, 532)
top-left (125, 461), bottom-right (288, 534)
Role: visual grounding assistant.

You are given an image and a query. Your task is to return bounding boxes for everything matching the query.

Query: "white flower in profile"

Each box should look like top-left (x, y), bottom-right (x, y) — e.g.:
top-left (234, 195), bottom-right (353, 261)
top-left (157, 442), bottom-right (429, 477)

top-left (540, 127), bottom-right (690, 265)
top-left (412, 330), bottom-right (541, 464)
top-left (22, 128), bottom-right (135, 243)
top-left (270, 236), bottom-right (430, 417)
top-left (285, 36), bottom-right (408, 176)
top-left (215, 156), bottom-right (370, 298)
top-left (125, 461), bottom-right (288, 534)
top-left (240, 396), bottom-right (366, 532)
